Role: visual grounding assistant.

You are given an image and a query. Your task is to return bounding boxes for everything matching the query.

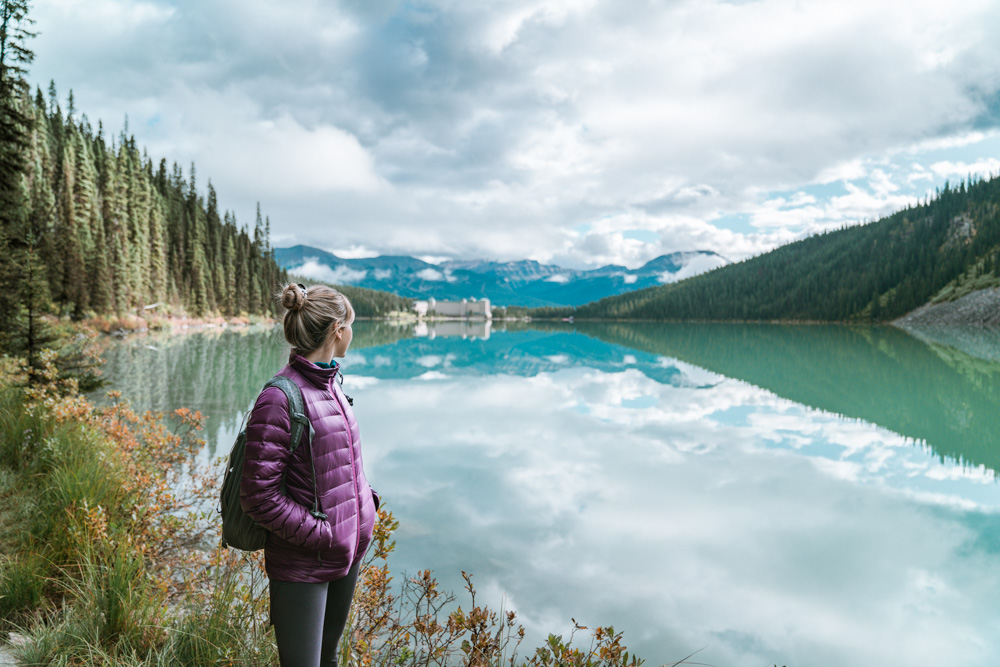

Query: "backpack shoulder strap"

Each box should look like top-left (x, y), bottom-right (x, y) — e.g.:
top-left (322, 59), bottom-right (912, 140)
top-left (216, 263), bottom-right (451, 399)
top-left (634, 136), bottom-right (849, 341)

top-left (260, 374), bottom-right (326, 520)
top-left (262, 375), bottom-right (315, 454)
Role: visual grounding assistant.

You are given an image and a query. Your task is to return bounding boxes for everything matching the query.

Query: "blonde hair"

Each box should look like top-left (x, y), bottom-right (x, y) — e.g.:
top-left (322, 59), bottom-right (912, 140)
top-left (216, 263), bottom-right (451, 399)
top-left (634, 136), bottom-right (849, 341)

top-left (279, 283), bottom-right (354, 356)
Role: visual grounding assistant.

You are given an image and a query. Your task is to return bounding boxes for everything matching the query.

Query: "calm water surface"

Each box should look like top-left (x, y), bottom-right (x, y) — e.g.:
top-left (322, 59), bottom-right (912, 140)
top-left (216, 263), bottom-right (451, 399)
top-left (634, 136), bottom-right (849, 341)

top-left (93, 321), bottom-right (1000, 667)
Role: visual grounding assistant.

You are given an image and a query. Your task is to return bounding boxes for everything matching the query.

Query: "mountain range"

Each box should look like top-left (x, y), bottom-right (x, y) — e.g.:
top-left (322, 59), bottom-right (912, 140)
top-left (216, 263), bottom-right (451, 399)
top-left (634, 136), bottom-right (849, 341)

top-left (274, 245), bottom-right (730, 307)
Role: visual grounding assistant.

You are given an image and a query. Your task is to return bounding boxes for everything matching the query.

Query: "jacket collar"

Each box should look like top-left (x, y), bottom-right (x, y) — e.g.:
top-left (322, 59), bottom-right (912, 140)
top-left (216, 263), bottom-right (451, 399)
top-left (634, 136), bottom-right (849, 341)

top-left (288, 352), bottom-right (337, 390)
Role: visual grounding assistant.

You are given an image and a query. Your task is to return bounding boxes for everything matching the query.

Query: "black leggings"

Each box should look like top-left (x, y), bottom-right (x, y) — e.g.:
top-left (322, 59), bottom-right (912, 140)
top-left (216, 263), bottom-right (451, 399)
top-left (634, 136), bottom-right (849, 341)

top-left (269, 560), bottom-right (361, 667)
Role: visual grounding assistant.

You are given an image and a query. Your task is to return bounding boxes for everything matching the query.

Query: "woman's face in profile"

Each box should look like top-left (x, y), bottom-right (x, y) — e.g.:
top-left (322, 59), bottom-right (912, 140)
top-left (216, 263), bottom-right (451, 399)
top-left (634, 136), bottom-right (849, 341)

top-left (332, 318), bottom-right (354, 357)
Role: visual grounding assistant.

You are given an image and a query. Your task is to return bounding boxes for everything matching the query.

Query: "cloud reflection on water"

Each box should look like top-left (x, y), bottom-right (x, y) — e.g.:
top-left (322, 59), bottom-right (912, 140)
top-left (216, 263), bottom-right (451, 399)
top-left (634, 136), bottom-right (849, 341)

top-left (92, 324), bottom-right (1000, 666)
top-left (348, 358), bottom-right (1000, 667)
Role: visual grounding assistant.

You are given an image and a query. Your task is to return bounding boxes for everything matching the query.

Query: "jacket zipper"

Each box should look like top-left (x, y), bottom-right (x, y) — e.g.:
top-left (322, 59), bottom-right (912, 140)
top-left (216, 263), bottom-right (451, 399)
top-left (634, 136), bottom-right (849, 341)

top-left (329, 371), bottom-right (362, 563)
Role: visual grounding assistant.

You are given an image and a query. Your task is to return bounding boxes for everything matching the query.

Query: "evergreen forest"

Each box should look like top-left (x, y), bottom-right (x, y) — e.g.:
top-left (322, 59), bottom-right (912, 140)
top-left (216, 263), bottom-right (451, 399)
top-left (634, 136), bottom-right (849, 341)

top-left (0, 52), bottom-right (288, 359)
top-left (0, 76), bottom-right (288, 331)
top-left (575, 175), bottom-right (1000, 322)
top-left (0, 3), bottom-right (406, 364)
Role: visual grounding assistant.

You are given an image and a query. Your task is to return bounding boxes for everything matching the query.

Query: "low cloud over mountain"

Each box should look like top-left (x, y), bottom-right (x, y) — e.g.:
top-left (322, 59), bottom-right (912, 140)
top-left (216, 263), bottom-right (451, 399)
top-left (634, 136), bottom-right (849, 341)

top-left (277, 246), bottom-right (729, 307)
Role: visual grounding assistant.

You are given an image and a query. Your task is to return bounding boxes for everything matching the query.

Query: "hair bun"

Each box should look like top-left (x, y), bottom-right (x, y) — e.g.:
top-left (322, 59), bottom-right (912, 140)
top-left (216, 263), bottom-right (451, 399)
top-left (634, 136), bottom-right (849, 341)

top-left (281, 283), bottom-right (307, 311)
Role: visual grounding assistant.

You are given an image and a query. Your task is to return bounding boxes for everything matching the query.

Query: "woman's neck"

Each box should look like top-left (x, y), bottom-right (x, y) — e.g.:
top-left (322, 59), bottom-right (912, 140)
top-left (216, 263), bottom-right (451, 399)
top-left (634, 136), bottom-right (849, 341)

top-left (303, 344), bottom-right (334, 365)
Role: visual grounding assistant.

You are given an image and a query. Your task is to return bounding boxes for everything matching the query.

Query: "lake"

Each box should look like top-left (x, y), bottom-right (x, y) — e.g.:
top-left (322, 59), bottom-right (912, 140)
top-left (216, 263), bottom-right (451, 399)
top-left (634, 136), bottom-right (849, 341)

top-left (92, 320), bottom-right (1000, 667)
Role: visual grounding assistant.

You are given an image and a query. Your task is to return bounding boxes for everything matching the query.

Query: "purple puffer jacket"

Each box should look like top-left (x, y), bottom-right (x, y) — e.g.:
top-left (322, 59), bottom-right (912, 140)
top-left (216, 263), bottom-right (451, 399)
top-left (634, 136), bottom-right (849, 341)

top-left (240, 354), bottom-right (378, 582)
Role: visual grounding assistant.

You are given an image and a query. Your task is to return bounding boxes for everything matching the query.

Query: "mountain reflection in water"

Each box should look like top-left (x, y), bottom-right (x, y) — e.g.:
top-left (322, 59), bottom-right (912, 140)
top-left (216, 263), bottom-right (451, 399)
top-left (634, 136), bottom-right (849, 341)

top-left (570, 321), bottom-right (1000, 475)
top-left (93, 320), bottom-right (1000, 474)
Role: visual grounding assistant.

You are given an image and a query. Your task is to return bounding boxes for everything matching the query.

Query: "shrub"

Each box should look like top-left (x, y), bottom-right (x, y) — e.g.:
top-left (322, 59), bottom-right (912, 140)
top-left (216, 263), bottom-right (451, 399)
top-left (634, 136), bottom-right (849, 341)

top-left (166, 551), bottom-right (277, 666)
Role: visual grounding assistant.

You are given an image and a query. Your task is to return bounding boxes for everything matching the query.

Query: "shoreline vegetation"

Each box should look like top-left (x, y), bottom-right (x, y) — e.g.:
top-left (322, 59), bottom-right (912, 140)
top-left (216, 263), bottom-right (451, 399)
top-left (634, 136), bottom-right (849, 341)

top-left (0, 327), bottom-right (690, 667)
top-left (82, 312), bottom-right (277, 335)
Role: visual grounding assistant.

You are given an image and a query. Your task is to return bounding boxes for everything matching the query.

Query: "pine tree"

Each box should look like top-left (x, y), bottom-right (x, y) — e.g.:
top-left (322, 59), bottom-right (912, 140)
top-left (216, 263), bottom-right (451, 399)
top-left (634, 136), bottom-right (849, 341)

top-left (58, 133), bottom-right (87, 316)
top-left (71, 128), bottom-right (98, 314)
top-left (148, 191), bottom-right (167, 304)
top-left (15, 224), bottom-right (57, 382)
top-left (223, 232), bottom-right (236, 316)
top-left (0, 0), bottom-right (34, 348)
top-left (101, 142), bottom-right (129, 313)
top-left (207, 181), bottom-right (225, 309)
top-left (235, 230), bottom-right (249, 315)
top-left (124, 144), bottom-right (150, 305)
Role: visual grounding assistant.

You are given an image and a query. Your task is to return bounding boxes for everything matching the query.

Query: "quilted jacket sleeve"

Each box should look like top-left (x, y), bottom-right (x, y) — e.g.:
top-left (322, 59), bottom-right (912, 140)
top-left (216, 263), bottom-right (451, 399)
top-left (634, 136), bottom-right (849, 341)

top-left (239, 386), bottom-right (337, 551)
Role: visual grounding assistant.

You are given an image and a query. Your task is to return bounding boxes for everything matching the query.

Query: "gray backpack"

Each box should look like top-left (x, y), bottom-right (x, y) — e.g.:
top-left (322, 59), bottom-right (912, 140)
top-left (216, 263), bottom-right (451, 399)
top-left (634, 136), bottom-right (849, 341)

top-left (219, 375), bottom-right (326, 551)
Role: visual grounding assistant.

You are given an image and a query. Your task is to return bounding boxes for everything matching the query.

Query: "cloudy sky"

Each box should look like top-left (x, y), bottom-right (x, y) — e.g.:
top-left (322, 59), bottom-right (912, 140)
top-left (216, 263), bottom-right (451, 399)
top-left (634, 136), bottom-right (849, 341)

top-left (30, 0), bottom-right (1000, 268)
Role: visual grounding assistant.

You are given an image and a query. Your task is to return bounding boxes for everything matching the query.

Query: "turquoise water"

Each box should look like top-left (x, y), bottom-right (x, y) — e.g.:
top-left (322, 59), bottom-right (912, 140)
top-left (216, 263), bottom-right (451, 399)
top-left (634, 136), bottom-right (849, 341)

top-left (93, 321), bottom-right (1000, 666)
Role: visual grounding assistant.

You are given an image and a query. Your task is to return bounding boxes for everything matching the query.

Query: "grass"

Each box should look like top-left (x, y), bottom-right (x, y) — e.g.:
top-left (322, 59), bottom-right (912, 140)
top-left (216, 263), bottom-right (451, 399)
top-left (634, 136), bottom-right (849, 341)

top-left (165, 553), bottom-right (278, 666)
top-left (0, 552), bottom-right (49, 629)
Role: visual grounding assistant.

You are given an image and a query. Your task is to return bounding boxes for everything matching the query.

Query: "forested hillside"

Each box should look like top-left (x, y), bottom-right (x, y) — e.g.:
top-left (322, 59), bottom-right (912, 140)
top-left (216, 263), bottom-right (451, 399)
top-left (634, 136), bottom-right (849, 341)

top-left (575, 175), bottom-right (1000, 322)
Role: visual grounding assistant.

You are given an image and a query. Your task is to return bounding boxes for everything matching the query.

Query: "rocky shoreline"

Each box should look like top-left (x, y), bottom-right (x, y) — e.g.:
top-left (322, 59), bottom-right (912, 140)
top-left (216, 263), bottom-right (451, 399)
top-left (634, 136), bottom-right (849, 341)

top-left (893, 287), bottom-right (1000, 328)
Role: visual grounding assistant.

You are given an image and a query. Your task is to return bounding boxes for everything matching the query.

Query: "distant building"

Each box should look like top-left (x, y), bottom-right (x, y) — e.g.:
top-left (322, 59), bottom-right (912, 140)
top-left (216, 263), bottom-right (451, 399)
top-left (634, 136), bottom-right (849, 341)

top-left (413, 320), bottom-right (492, 340)
top-left (413, 297), bottom-right (492, 319)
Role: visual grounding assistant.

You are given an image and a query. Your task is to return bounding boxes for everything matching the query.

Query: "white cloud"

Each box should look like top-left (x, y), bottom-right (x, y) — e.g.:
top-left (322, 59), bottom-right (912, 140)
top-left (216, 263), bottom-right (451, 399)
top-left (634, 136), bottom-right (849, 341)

top-left (816, 159), bottom-right (869, 184)
top-left (748, 171), bottom-right (922, 236)
top-left (416, 268), bottom-right (446, 281)
top-left (905, 130), bottom-right (993, 153)
top-left (332, 245), bottom-right (380, 259)
top-left (417, 355), bottom-right (443, 368)
top-left (39, 0), bottom-right (175, 32)
top-left (545, 274), bottom-right (570, 283)
top-left (30, 0), bottom-right (1000, 266)
top-left (415, 370), bottom-right (449, 380)
top-left (907, 166), bottom-right (934, 185)
top-left (292, 259), bottom-right (367, 285)
top-left (341, 375), bottom-right (379, 389)
top-left (416, 255), bottom-right (454, 265)
top-left (168, 88), bottom-right (384, 198)
top-left (658, 253), bottom-right (729, 284)
top-left (929, 159), bottom-right (1000, 180)
top-left (869, 169), bottom-right (899, 197)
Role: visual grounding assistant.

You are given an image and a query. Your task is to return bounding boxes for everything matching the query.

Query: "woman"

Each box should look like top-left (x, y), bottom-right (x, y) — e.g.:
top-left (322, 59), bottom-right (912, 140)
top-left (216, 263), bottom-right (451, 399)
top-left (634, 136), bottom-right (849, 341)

top-left (240, 283), bottom-right (379, 667)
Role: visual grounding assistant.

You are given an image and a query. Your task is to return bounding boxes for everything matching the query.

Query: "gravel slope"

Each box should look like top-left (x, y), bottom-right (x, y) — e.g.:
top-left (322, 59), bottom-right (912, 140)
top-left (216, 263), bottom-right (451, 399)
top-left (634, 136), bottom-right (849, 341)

top-left (894, 287), bottom-right (1000, 327)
